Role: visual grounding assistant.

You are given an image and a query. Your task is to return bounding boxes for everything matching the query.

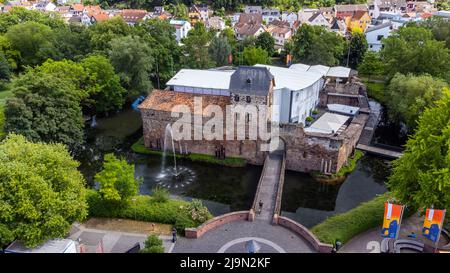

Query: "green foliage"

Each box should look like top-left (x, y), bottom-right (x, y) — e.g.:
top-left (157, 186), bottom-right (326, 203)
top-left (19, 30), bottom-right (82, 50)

top-left (53, 25), bottom-right (93, 61)
top-left (255, 31), bottom-right (275, 57)
top-left (108, 35), bottom-right (154, 100)
top-left (381, 26), bottom-right (450, 82)
top-left (140, 234), bottom-right (164, 253)
top-left (182, 22), bottom-right (215, 69)
top-left (186, 199), bottom-right (212, 223)
top-left (336, 150), bottom-right (364, 177)
top-left (243, 46), bottom-right (271, 65)
top-left (305, 116), bottom-right (314, 122)
top-left (4, 69), bottom-right (85, 150)
top-left (95, 153), bottom-right (141, 204)
top-left (344, 30), bottom-right (368, 69)
top-left (364, 81), bottom-right (386, 104)
top-left (388, 88), bottom-right (450, 214)
top-left (0, 223), bottom-right (14, 248)
top-left (165, 3), bottom-right (189, 20)
top-left (5, 21), bottom-right (60, 67)
top-left (0, 35), bottom-right (19, 71)
top-left (86, 190), bottom-right (210, 232)
top-left (358, 51), bottom-right (385, 79)
top-left (152, 186), bottom-right (170, 203)
top-left (291, 24), bottom-right (345, 66)
top-left (0, 105), bottom-right (4, 139)
top-left (88, 16), bottom-right (132, 51)
top-left (209, 35), bottom-right (232, 67)
top-left (0, 7), bottom-right (65, 33)
top-left (385, 73), bottom-right (447, 130)
top-left (311, 193), bottom-right (392, 244)
top-left (0, 134), bottom-right (87, 248)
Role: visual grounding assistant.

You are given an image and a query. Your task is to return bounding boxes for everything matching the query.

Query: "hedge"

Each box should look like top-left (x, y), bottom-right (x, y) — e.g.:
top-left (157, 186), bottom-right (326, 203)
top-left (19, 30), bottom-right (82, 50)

top-left (131, 137), bottom-right (247, 167)
top-left (86, 189), bottom-right (207, 233)
top-left (311, 193), bottom-right (392, 244)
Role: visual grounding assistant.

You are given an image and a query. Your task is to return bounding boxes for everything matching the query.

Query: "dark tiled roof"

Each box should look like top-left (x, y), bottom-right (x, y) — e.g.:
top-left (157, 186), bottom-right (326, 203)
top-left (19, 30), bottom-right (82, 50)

top-left (229, 66), bottom-right (273, 97)
top-left (308, 12), bottom-right (322, 22)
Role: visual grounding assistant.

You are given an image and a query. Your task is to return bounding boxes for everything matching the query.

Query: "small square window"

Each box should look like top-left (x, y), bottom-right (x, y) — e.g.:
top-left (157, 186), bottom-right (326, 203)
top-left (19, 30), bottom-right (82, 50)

top-left (234, 95), bottom-right (240, 102)
top-left (246, 96), bottom-right (251, 103)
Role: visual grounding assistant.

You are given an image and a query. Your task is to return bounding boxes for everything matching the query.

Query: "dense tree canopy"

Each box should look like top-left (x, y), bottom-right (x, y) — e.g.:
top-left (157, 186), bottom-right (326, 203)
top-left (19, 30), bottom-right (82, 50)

top-left (88, 16), bottom-right (133, 51)
top-left (0, 134), bottom-right (87, 248)
top-left (291, 24), bottom-right (345, 66)
top-left (4, 70), bottom-right (85, 150)
top-left (108, 35), bottom-right (154, 100)
top-left (357, 51), bottom-right (384, 79)
top-left (209, 35), bottom-right (232, 67)
top-left (181, 22), bottom-right (215, 69)
top-left (0, 7), bottom-right (65, 33)
top-left (385, 73), bottom-right (448, 130)
top-left (255, 31), bottom-right (276, 57)
top-left (344, 30), bottom-right (368, 69)
top-left (95, 153), bottom-right (141, 204)
top-left (381, 26), bottom-right (450, 82)
top-left (243, 46), bottom-right (271, 65)
top-left (388, 88), bottom-right (450, 215)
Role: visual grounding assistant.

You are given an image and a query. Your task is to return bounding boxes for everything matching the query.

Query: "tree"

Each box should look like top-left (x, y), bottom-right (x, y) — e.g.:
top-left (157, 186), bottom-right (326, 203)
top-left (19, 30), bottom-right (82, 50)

top-left (291, 24), bottom-right (345, 66)
top-left (388, 88), bottom-right (450, 214)
top-left (344, 30), bottom-right (368, 69)
top-left (165, 3), bottom-right (189, 20)
top-left (5, 21), bottom-right (60, 67)
top-left (385, 73), bottom-right (448, 130)
top-left (53, 24), bottom-right (92, 61)
top-left (140, 235), bottom-right (164, 253)
top-left (255, 31), bottom-right (275, 57)
top-left (108, 35), bottom-right (154, 100)
top-left (357, 51), bottom-right (384, 79)
top-left (4, 70), bottom-right (85, 150)
top-left (0, 134), bottom-right (87, 248)
top-left (80, 55), bottom-right (126, 114)
top-left (95, 153), bottom-right (141, 204)
top-left (137, 19), bottom-right (182, 87)
top-left (0, 53), bottom-right (11, 81)
top-left (209, 35), bottom-right (232, 67)
top-left (243, 46), bottom-right (271, 65)
top-left (0, 7), bottom-right (65, 33)
top-left (181, 22), bottom-right (214, 69)
top-left (0, 35), bottom-right (19, 71)
top-left (88, 16), bottom-right (133, 51)
top-left (381, 26), bottom-right (449, 82)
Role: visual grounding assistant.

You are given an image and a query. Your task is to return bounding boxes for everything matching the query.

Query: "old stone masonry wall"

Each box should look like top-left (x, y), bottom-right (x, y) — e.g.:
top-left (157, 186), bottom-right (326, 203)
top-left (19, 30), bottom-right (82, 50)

top-left (140, 107), bottom-right (367, 174)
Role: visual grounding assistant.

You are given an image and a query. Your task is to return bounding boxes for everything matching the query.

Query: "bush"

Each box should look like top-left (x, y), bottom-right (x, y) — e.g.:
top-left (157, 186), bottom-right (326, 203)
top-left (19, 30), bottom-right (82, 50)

top-left (311, 193), bottom-right (391, 244)
top-left (140, 235), bottom-right (164, 253)
top-left (186, 199), bottom-right (212, 223)
top-left (312, 109), bottom-right (318, 115)
top-left (86, 190), bottom-right (211, 233)
top-left (305, 116), bottom-right (314, 122)
top-left (152, 186), bottom-right (169, 203)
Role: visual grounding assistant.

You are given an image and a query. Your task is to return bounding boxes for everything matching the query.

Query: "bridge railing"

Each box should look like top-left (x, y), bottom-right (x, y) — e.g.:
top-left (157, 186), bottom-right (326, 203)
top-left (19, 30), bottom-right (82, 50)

top-left (250, 154), bottom-right (269, 219)
top-left (272, 155), bottom-right (286, 224)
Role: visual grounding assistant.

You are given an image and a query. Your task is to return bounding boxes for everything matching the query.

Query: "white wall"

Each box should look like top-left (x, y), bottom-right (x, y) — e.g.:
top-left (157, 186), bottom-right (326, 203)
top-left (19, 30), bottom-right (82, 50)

top-left (366, 26), bottom-right (391, 52)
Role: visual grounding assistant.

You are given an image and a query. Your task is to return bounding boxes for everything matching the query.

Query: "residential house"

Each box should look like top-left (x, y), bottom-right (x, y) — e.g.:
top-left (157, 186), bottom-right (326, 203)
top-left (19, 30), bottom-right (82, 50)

top-left (305, 12), bottom-right (331, 28)
top-left (244, 5), bottom-right (262, 14)
top-left (68, 13), bottom-right (91, 26)
top-left (152, 6), bottom-right (172, 20)
top-left (319, 7), bottom-right (335, 21)
top-left (90, 12), bottom-right (110, 24)
top-left (188, 4), bottom-right (211, 24)
top-left (70, 3), bottom-right (85, 16)
top-left (281, 11), bottom-right (298, 27)
top-left (365, 22), bottom-right (393, 51)
top-left (330, 18), bottom-right (348, 36)
top-left (169, 20), bottom-right (192, 43)
top-left (119, 9), bottom-right (149, 25)
top-left (84, 5), bottom-right (102, 15)
top-left (368, 0), bottom-right (407, 19)
top-left (345, 10), bottom-right (371, 32)
top-left (407, 1), bottom-right (437, 13)
top-left (266, 20), bottom-right (292, 48)
top-left (262, 7), bottom-right (281, 23)
top-left (206, 16), bottom-right (226, 31)
top-left (55, 5), bottom-right (72, 21)
top-left (334, 4), bottom-right (368, 19)
top-left (234, 13), bottom-right (265, 40)
top-left (298, 8), bottom-right (319, 23)
top-left (33, 1), bottom-right (56, 12)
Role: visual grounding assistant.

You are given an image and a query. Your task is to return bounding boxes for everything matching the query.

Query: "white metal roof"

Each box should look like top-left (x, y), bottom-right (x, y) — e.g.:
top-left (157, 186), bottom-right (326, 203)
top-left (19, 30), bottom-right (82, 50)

top-left (327, 66), bottom-right (351, 78)
top-left (305, 112), bottom-right (349, 134)
top-left (5, 239), bottom-right (76, 253)
top-left (166, 69), bottom-right (234, 90)
top-left (327, 104), bottom-right (359, 115)
top-left (289, 63), bottom-right (310, 71)
top-left (255, 64), bottom-right (323, 91)
top-left (308, 65), bottom-right (330, 77)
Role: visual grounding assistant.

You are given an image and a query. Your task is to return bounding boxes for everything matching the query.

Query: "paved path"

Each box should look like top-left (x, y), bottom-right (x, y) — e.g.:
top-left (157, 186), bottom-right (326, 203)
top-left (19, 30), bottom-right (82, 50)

top-left (68, 223), bottom-right (173, 253)
top-left (172, 219), bottom-right (315, 253)
top-left (254, 154), bottom-right (283, 221)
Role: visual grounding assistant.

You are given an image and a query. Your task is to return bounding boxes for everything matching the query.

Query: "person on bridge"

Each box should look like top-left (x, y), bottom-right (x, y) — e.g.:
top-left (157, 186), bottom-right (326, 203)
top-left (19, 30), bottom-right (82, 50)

top-left (258, 200), bottom-right (263, 214)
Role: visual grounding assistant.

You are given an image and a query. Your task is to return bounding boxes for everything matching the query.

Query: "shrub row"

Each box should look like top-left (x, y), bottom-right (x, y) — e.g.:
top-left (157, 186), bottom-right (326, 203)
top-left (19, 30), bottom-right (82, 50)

top-left (86, 189), bottom-right (205, 233)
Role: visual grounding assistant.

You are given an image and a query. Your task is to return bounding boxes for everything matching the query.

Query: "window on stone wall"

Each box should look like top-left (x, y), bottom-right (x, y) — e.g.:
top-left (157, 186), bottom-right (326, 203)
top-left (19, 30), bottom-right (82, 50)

top-left (246, 96), bottom-right (251, 103)
top-left (234, 94), bottom-right (240, 102)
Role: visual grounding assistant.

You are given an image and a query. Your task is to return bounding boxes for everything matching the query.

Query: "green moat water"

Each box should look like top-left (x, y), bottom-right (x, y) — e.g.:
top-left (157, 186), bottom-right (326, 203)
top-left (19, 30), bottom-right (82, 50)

top-left (79, 108), bottom-right (392, 227)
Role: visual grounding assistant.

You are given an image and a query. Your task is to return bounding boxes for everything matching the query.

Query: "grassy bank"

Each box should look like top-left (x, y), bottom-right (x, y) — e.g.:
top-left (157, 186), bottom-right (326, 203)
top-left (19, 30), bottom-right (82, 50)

top-left (311, 193), bottom-right (392, 244)
top-left (132, 137), bottom-right (247, 167)
top-left (311, 150), bottom-right (364, 181)
top-left (364, 81), bottom-right (386, 104)
top-left (86, 189), bottom-right (211, 233)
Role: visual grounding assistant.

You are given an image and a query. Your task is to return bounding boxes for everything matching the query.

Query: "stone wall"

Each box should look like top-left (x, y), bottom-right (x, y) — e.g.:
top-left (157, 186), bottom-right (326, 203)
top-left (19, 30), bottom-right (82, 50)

top-left (185, 211), bottom-right (250, 239)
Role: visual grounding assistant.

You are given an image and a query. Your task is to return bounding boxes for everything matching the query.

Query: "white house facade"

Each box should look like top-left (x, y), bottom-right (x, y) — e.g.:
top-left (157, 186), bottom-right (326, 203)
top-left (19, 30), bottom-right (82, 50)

top-left (365, 22), bottom-right (393, 51)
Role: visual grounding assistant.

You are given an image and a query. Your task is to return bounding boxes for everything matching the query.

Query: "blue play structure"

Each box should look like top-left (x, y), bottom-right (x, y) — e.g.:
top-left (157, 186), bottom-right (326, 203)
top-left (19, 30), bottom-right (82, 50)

top-left (131, 96), bottom-right (145, 112)
top-left (381, 220), bottom-right (398, 238)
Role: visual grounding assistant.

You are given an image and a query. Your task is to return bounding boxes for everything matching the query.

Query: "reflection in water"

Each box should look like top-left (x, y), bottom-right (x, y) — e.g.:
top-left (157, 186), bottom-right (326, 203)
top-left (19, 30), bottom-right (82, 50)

top-left (372, 100), bottom-right (408, 147)
top-left (281, 155), bottom-right (390, 228)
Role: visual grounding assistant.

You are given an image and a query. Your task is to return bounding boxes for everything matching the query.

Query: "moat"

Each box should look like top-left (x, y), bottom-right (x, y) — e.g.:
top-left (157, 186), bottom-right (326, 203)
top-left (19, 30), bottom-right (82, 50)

top-left (78, 106), bottom-right (396, 228)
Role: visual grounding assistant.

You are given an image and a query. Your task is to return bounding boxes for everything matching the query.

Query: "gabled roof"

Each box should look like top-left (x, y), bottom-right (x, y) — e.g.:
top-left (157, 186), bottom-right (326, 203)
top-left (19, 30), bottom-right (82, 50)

top-left (365, 22), bottom-right (392, 33)
top-left (71, 3), bottom-right (84, 12)
top-left (119, 9), bottom-right (148, 23)
top-left (234, 13), bottom-right (263, 36)
top-left (352, 10), bottom-right (369, 20)
top-left (308, 12), bottom-right (323, 22)
top-left (335, 4), bottom-right (368, 12)
top-left (229, 66), bottom-right (274, 96)
top-left (257, 64), bottom-right (323, 91)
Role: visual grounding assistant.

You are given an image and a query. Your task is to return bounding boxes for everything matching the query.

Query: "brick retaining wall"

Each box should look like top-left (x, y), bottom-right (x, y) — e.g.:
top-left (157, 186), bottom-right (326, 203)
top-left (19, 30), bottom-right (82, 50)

top-left (185, 211), bottom-right (250, 239)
